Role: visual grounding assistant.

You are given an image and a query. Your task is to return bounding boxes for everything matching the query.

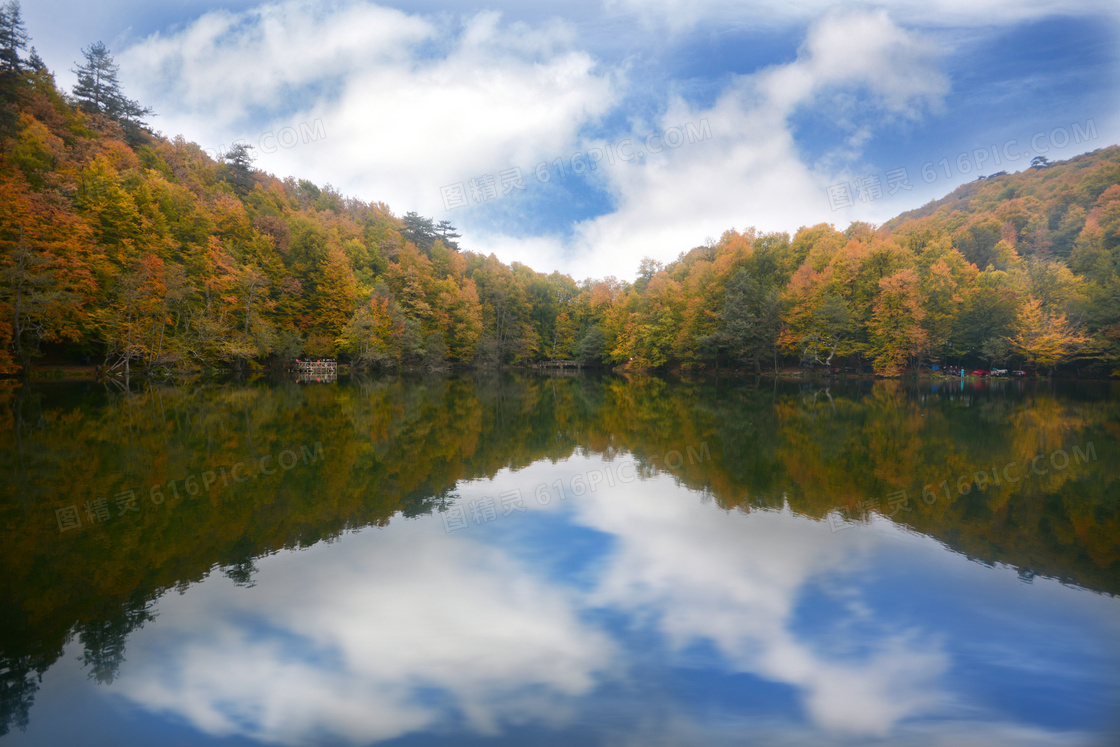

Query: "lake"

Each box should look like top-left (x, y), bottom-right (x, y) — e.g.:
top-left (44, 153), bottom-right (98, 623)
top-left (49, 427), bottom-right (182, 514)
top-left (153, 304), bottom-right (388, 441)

top-left (1, 373), bottom-right (1118, 746)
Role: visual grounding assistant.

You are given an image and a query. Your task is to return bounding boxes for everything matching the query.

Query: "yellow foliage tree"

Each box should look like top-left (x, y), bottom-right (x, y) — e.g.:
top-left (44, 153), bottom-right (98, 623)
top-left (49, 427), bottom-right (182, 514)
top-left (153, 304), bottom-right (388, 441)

top-left (869, 269), bottom-right (927, 376)
top-left (1008, 296), bottom-right (1087, 374)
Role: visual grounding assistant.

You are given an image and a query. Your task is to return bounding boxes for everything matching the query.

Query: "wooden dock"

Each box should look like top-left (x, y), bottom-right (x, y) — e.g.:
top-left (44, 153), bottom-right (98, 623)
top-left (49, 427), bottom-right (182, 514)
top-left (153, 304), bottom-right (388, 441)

top-left (290, 359), bottom-right (338, 382)
top-left (292, 359), bottom-right (337, 373)
top-left (537, 360), bottom-right (584, 369)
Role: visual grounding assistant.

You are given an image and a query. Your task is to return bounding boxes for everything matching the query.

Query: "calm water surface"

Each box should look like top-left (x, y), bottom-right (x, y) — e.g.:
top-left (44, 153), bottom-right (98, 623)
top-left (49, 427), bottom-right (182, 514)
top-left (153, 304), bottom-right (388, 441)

top-left (1, 374), bottom-right (1118, 746)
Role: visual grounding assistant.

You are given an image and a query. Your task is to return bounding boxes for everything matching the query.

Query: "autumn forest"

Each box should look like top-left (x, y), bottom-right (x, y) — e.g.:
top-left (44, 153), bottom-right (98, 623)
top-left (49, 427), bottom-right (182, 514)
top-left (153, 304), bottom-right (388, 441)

top-left (2, 9), bottom-right (1120, 379)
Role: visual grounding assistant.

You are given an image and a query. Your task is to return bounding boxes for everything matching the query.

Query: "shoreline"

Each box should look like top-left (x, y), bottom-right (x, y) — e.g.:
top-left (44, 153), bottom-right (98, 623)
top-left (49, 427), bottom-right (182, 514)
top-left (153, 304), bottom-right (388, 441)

top-left (6, 363), bottom-right (1115, 383)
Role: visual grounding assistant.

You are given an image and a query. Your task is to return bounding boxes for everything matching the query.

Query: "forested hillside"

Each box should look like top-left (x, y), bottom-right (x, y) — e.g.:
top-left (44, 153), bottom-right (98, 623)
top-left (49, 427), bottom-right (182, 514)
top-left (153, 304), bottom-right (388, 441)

top-left (1, 5), bottom-right (1118, 377)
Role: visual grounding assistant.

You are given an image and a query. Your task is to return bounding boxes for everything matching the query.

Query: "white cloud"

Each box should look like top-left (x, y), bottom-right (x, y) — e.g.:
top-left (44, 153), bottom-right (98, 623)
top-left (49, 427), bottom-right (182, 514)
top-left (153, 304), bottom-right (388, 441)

top-left (112, 525), bottom-right (613, 744)
top-left (608, 0), bottom-right (1119, 32)
top-left (768, 8), bottom-right (948, 117)
top-left (123, 2), bottom-right (433, 124)
top-left (542, 8), bottom-right (949, 279)
top-left (119, 0), bottom-right (618, 222)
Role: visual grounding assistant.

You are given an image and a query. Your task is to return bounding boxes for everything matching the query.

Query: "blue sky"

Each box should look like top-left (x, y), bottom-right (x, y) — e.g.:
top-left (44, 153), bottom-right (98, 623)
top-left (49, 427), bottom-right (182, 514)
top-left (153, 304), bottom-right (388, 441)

top-left (26, 0), bottom-right (1120, 279)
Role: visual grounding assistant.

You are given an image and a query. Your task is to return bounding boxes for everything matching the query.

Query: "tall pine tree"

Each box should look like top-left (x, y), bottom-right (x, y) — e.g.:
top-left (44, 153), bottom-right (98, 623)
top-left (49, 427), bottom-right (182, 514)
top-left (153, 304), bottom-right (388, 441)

top-left (0, 1), bottom-right (28, 74)
top-left (71, 41), bottom-right (153, 125)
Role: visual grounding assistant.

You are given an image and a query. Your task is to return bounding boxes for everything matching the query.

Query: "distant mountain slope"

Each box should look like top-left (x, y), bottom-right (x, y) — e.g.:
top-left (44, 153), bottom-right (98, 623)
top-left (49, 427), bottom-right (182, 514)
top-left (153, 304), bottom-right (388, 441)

top-left (884, 146), bottom-right (1120, 262)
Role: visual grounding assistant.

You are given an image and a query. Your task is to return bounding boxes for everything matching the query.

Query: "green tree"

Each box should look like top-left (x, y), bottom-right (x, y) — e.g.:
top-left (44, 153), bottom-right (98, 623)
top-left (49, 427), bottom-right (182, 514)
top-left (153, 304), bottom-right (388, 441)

top-left (980, 336), bottom-right (1013, 369)
top-left (786, 291), bottom-right (855, 367)
top-left (577, 325), bottom-right (607, 364)
top-left (0, 0), bottom-right (29, 74)
top-left (0, 230), bottom-right (76, 370)
top-left (402, 212), bottom-right (436, 251)
top-left (25, 46), bottom-right (43, 73)
top-left (221, 143), bottom-right (256, 196)
top-left (434, 220), bottom-right (461, 250)
top-left (717, 269), bottom-right (782, 372)
top-left (71, 42), bottom-right (153, 124)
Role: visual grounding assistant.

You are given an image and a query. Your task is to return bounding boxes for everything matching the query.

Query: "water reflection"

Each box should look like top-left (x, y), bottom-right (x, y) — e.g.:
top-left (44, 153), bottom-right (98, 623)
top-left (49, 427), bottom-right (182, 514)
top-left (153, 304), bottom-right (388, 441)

top-left (0, 375), bottom-right (1118, 745)
top-left (574, 472), bottom-right (945, 738)
top-left (294, 370), bottom-right (338, 384)
top-left (115, 521), bottom-right (611, 743)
